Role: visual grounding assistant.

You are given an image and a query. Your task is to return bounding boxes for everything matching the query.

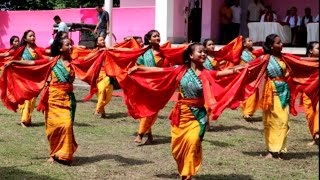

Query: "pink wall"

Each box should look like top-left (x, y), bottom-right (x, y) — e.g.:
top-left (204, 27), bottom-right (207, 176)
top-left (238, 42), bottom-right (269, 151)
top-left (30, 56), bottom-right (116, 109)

top-left (173, 0), bottom-right (187, 39)
top-left (201, 0), bottom-right (223, 42)
top-left (120, 0), bottom-right (155, 7)
top-left (264, 0), bottom-right (319, 21)
top-left (0, 7), bottom-right (155, 49)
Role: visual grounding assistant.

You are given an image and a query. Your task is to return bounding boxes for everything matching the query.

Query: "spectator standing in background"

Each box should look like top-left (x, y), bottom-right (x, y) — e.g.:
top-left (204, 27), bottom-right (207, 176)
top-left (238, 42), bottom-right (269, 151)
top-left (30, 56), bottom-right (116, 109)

top-left (94, 4), bottom-right (110, 38)
top-left (188, 0), bottom-right (202, 42)
top-left (283, 6), bottom-right (301, 45)
top-left (247, 0), bottom-right (265, 22)
top-left (219, 0), bottom-right (233, 44)
top-left (260, 6), bottom-right (277, 22)
top-left (298, 7), bottom-right (314, 46)
top-left (231, 0), bottom-right (241, 40)
top-left (53, 15), bottom-right (69, 33)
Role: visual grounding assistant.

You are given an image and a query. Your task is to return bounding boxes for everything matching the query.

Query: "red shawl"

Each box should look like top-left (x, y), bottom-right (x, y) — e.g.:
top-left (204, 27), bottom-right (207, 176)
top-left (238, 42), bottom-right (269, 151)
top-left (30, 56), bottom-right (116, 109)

top-left (0, 57), bottom-right (59, 112)
top-left (214, 36), bottom-right (243, 65)
top-left (283, 54), bottom-right (319, 114)
top-left (118, 53), bottom-right (319, 121)
top-left (113, 38), bottom-right (141, 49)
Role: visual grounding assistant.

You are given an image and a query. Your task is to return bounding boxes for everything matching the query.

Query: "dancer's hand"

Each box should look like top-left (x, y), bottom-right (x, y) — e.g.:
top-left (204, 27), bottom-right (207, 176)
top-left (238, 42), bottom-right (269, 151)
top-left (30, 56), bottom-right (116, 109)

top-left (128, 66), bottom-right (139, 74)
top-left (4, 61), bottom-right (13, 67)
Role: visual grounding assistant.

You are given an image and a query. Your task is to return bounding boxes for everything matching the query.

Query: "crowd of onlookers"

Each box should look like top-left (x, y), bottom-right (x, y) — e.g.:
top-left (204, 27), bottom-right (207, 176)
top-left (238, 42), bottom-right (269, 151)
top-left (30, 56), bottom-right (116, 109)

top-left (219, 0), bottom-right (319, 46)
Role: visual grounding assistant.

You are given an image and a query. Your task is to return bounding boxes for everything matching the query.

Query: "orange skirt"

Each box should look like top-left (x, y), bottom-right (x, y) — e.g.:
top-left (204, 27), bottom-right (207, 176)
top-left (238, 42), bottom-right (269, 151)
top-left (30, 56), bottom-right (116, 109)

top-left (171, 104), bottom-right (202, 179)
top-left (44, 85), bottom-right (78, 162)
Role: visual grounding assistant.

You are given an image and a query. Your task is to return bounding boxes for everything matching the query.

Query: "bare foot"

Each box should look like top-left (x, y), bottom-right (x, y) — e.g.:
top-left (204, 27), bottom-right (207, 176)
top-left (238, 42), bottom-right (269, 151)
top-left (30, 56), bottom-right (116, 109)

top-left (264, 152), bottom-right (273, 159)
top-left (307, 140), bottom-right (316, 146)
top-left (47, 157), bottom-right (54, 163)
top-left (243, 115), bottom-right (253, 123)
top-left (134, 134), bottom-right (143, 143)
top-left (20, 122), bottom-right (28, 128)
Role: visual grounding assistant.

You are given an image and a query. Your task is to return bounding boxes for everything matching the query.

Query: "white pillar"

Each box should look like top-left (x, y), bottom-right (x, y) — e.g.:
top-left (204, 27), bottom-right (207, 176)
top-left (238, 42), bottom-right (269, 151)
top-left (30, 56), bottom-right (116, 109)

top-left (155, 0), bottom-right (174, 44)
top-left (104, 0), bottom-right (113, 47)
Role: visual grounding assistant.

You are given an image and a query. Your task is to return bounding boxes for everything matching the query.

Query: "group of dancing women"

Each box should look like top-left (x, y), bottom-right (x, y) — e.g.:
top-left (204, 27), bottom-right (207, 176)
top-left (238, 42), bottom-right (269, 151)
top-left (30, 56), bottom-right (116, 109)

top-left (0, 28), bottom-right (318, 180)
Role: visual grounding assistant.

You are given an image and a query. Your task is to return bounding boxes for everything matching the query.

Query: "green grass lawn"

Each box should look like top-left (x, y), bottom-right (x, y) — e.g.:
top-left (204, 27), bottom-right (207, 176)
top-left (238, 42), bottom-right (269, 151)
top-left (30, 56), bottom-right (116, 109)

top-left (0, 87), bottom-right (318, 180)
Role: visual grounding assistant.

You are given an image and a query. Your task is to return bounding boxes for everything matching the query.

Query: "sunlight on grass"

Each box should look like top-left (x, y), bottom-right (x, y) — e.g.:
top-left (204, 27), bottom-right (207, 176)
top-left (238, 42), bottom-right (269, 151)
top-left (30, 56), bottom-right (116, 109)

top-left (0, 87), bottom-right (318, 179)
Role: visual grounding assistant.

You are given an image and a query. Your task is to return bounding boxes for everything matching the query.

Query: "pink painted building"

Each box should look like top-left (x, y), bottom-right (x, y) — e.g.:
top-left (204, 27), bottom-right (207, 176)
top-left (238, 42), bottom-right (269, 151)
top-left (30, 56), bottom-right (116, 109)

top-left (0, 0), bottom-right (318, 48)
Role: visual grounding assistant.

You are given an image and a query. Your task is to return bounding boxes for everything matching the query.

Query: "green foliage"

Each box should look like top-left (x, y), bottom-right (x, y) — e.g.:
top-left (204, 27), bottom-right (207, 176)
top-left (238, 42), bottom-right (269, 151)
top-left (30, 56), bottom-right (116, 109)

top-left (1, 0), bottom-right (120, 10)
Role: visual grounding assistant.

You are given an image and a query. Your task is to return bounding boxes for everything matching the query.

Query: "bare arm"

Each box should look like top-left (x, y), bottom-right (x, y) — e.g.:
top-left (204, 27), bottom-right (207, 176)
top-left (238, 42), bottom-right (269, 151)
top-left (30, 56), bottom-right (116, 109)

top-left (300, 57), bottom-right (319, 61)
top-left (0, 52), bottom-right (10, 57)
top-left (5, 60), bottom-right (35, 67)
top-left (83, 49), bottom-right (105, 61)
top-left (128, 66), bottom-right (164, 74)
top-left (216, 64), bottom-right (246, 76)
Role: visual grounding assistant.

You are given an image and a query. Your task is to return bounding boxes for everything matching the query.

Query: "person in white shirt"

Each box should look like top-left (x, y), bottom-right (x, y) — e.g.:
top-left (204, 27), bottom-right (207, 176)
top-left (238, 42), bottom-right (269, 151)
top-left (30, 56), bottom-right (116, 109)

top-left (247, 0), bottom-right (265, 22)
top-left (301, 7), bottom-right (313, 27)
top-left (53, 15), bottom-right (69, 33)
top-left (231, 0), bottom-right (241, 39)
top-left (260, 6), bottom-right (277, 22)
top-left (283, 7), bottom-right (301, 28)
top-left (283, 6), bottom-right (301, 45)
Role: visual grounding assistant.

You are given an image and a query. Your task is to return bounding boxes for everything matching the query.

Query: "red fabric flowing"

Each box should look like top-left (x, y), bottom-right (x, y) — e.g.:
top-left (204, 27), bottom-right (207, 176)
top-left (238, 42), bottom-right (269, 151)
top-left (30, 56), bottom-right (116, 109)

top-left (252, 48), bottom-right (264, 57)
top-left (0, 57), bottom-right (58, 112)
top-left (0, 49), bottom-right (8, 53)
top-left (160, 44), bottom-right (188, 66)
top-left (282, 54), bottom-right (319, 115)
top-left (214, 36), bottom-right (243, 64)
top-left (71, 51), bottom-right (107, 101)
top-left (119, 65), bottom-right (187, 119)
top-left (209, 55), bottom-right (269, 120)
top-left (113, 38), bottom-right (141, 49)
top-left (11, 45), bottom-right (45, 60)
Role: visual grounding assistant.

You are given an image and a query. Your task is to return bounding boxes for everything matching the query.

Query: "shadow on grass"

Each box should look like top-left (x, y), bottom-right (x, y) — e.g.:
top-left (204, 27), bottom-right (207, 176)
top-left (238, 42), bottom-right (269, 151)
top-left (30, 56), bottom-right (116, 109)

top-left (30, 122), bottom-right (45, 127)
top-left (203, 139), bottom-right (234, 147)
top-left (105, 112), bottom-right (128, 119)
top-left (137, 135), bottom-right (171, 146)
top-left (155, 173), bottom-right (253, 180)
top-left (194, 174), bottom-right (254, 180)
top-left (73, 122), bottom-right (93, 127)
top-left (246, 116), bottom-right (262, 123)
top-left (157, 115), bottom-right (169, 120)
top-left (283, 152), bottom-right (319, 160)
top-left (208, 125), bottom-right (261, 132)
top-left (73, 154), bottom-right (153, 166)
top-left (242, 151), bottom-right (318, 160)
top-left (154, 173), bottom-right (178, 179)
top-left (0, 166), bottom-right (56, 180)
top-left (76, 99), bottom-right (97, 103)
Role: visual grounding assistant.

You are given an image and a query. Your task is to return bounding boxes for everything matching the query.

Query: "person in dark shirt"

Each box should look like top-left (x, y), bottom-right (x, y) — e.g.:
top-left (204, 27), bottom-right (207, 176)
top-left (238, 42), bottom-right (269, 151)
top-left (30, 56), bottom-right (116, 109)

top-left (188, 0), bottom-right (202, 42)
top-left (94, 4), bottom-right (110, 38)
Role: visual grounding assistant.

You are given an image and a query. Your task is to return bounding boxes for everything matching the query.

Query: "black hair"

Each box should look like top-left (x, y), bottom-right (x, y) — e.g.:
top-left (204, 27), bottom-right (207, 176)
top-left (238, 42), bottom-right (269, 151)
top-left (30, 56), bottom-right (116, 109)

top-left (53, 15), bottom-right (61, 21)
top-left (182, 42), bottom-right (202, 66)
top-left (9, 35), bottom-right (19, 46)
top-left (19, 30), bottom-right (35, 47)
top-left (133, 36), bottom-right (142, 41)
top-left (144, 30), bottom-right (159, 46)
top-left (306, 41), bottom-right (319, 56)
top-left (54, 31), bottom-right (68, 41)
top-left (242, 36), bottom-right (250, 47)
top-left (202, 39), bottom-right (215, 47)
top-left (262, 34), bottom-right (279, 54)
top-left (97, 4), bottom-right (104, 8)
top-left (51, 37), bottom-right (68, 57)
top-left (94, 36), bottom-right (105, 48)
